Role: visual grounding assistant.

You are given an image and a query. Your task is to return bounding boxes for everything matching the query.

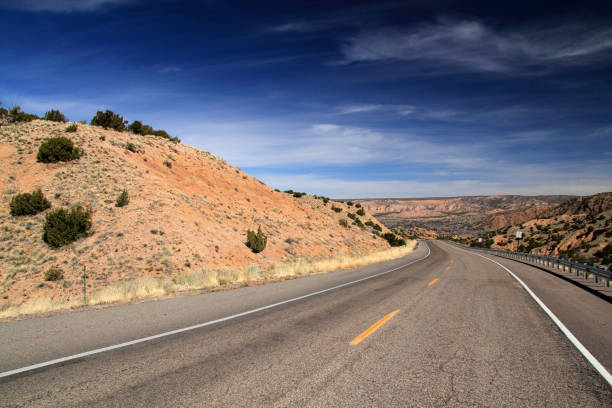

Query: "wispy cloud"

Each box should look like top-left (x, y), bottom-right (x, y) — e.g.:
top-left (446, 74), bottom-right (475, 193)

top-left (268, 22), bottom-right (323, 33)
top-left (255, 172), bottom-right (612, 198)
top-left (159, 65), bottom-right (183, 74)
top-left (339, 18), bottom-right (612, 73)
top-left (1, 0), bottom-right (138, 12)
top-left (338, 104), bottom-right (414, 115)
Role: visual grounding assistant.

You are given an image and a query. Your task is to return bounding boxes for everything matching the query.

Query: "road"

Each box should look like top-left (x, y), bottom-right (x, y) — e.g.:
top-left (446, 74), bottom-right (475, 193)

top-left (1, 241), bottom-right (611, 407)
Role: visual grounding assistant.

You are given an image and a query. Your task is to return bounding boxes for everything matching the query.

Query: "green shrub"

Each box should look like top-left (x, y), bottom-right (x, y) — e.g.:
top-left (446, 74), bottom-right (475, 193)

top-left (322, 197), bottom-right (330, 204)
top-left (347, 201), bottom-right (354, 206)
top-left (115, 189), bottom-right (129, 207)
top-left (339, 219), bottom-right (349, 228)
top-left (42, 206), bottom-right (92, 248)
top-left (353, 218), bottom-right (364, 228)
top-left (8, 106), bottom-right (38, 123)
top-left (383, 233), bottom-right (406, 247)
top-left (127, 120), bottom-right (143, 134)
top-left (99, 135), bottom-right (105, 141)
top-left (163, 160), bottom-right (172, 168)
top-left (356, 208), bottom-right (365, 216)
top-left (44, 109), bottom-right (68, 123)
top-left (44, 266), bottom-right (64, 281)
top-left (9, 189), bottom-right (51, 216)
top-left (64, 123), bottom-right (77, 132)
top-left (126, 142), bottom-right (137, 152)
top-left (293, 192), bottom-right (304, 198)
top-left (347, 213), bottom-right (357, 221)
top-left (283, 189), bottom-right (294, 194)
top-left (90, 110), bottom-right (127, 131)
top-left (365, 220), bottom-right (375, 227)
top-left (37, 136), bottom-right (82, 163)
top-left (355, 203), bottom-right (361, 208)
top-left (331, 206), bottom-right (342, 213)
top-left (246, 226), bottom-right (267, 253)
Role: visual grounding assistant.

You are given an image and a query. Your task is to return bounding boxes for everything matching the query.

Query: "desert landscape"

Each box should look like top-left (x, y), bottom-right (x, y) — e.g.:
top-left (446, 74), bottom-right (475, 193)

top-left (0, 115), bottom-right (414, 318)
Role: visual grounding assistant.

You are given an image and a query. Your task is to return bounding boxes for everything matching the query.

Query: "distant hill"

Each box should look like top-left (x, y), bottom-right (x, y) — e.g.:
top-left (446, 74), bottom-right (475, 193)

top-left (0, 119), bottom-right (397, 314)
top-left (358, 195), bottom-right (574, 235)
top-left (466, 193), bottom-right (612, 268)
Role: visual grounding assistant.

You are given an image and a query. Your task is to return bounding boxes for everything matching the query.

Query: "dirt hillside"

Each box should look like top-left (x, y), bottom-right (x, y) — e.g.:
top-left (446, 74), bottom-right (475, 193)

top-left (0, 120), bottom-right (395, 312)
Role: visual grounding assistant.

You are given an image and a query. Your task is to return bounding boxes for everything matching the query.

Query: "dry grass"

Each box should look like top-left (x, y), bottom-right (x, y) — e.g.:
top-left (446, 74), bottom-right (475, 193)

top-left (0, 241), bottom-right (417, 319)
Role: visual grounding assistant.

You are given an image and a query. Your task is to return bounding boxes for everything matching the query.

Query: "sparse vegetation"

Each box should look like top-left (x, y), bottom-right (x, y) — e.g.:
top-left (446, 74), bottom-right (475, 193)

top-left (7, 106), bottom-right (38, 123)
top-left (115, 189), bottom-right (129, 207)
top-left (356, 208), bottom-right (365, 216)
top-left (246, 226), bottom-right (267, 253)
top-left (126, 142), bottom-right (137, 152)
top-left (383, 233), bottom-right (406, 247)
top-left (163, 160), bottom-right (172, 168)
top-left (42, 206), bottom-right (93, 248)
top-left (37, 136), bottom-right (82, 163)
top-left (293, 192), bottom-right (305, 198)
top-left (339, 219), bottom-right (349, 228)
top-left (90, 110), bottom-right (127, 131)
top-left (331, 206), bottom-right (342, 213)
top-left (64, 123), bottom-right (78, 132)
top-left (9, 189), bottom-right (51, 216)
top-left (43, 109), bottom-right (68, 123)
top-left (44, 266), bottom-right (64, 281)
top-left (127, 120), bottom-right (180, 142)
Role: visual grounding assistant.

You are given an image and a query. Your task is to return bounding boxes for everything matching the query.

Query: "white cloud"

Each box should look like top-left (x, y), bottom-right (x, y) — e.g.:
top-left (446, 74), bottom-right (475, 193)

top-left (312, 123), bottom-right (341, 133)
top-left (268, 22), bottom-right (321, 33)
top-left (338, 104), bottom-right (415, 115)
top-left (252, 173), bottom-right (612, 199)
top-left (1, 0), bottom-right (137, 12)
top-left (340, 18), bottom-right (612, 73)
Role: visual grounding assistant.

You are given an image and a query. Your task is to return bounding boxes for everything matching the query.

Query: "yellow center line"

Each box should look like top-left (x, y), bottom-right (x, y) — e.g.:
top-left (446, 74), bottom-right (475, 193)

top-left (349, 310), bottom-right (400, 346)
top-left (428, 278), bottom-right (439, 286)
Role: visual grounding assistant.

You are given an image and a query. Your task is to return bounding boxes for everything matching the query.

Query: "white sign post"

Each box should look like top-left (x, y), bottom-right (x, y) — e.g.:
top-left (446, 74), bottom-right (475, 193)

top-left (515, 231), bottom-right (522, 251)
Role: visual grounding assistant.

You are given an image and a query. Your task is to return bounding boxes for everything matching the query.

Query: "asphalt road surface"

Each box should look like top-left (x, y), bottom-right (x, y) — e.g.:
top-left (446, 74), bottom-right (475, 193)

top-left (1, 241), bottom-right (611, 407)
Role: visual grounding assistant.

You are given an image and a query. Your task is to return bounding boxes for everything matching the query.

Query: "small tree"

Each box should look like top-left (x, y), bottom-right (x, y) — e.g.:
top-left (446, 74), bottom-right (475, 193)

top-left (42, 206), bottom-right (92, 248)
top-left (44, 109), bottom-right (68, 123)
top-left (115, 189), bottom-right (129, 207)
top-left (64, 123), bottom-right (78, 132)
top-left (90, 110), bottom-right (127, 131)
top-left (9, 189), bottom-right (51, 216)
top-left (37, 136), bottom-right (82, 162)
top-left (127, 120), bottom-right (143, 134)
top-left (356, 208), bottom-right (365, 216)
top-left (246, 226), bottom-right (267, 253)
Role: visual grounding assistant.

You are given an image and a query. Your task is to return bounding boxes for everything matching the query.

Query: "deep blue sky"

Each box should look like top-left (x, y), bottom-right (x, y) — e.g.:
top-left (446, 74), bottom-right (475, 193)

top-left (1, 0), bottom-right (611, 197)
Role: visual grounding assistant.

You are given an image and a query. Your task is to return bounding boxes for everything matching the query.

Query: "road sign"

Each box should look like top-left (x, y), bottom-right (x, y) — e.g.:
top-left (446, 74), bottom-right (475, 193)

top-left (516, 231), bottom-right (523, 239)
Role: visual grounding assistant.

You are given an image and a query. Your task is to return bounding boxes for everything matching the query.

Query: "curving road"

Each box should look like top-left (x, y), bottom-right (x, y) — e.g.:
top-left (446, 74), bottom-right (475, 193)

top-left (1, 241), bottom-right (611, 407)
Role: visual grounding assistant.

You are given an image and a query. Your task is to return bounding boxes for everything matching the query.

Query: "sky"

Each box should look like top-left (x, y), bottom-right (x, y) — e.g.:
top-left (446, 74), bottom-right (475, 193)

top-left (1, 0), bottom-right (611, 198)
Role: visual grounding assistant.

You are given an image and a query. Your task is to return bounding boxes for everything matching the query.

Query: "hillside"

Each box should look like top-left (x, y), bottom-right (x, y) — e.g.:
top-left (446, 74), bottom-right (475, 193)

top-left (0, 120), bottom-right (405, 316)
top-left (358, 195), bottom-right (573, 235)
top-left (465, 193), bottom-right (612, 268)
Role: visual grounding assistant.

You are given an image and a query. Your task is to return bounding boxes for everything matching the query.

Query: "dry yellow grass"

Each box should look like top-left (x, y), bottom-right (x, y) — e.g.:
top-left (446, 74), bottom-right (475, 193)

top-left (0, 240), bottom-right (417, 318)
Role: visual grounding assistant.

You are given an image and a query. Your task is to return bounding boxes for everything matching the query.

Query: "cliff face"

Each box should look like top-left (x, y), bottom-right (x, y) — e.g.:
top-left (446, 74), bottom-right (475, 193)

top-left (358, 195), bottom-right (573, 235)
top-left (0, 120), bottom-right (392, 309)
top-left (478, 193), bottom-right (612, 268)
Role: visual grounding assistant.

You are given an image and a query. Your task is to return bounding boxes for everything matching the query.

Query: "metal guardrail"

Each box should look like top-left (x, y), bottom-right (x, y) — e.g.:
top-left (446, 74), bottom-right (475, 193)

top-left (450, 242), bottom-right (611, 288)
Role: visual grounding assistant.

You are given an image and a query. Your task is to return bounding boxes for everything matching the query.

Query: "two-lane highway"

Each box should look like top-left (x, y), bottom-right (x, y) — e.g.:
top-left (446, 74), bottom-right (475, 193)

top-left (1, 241), bottom-right (610, 406)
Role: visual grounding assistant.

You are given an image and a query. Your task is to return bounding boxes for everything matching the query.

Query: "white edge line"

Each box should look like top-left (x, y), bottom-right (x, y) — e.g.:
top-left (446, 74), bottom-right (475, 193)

top-left (0, 243), bottom-right (431, 379)
top-left (442, 241), bottom-right (612, 387)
